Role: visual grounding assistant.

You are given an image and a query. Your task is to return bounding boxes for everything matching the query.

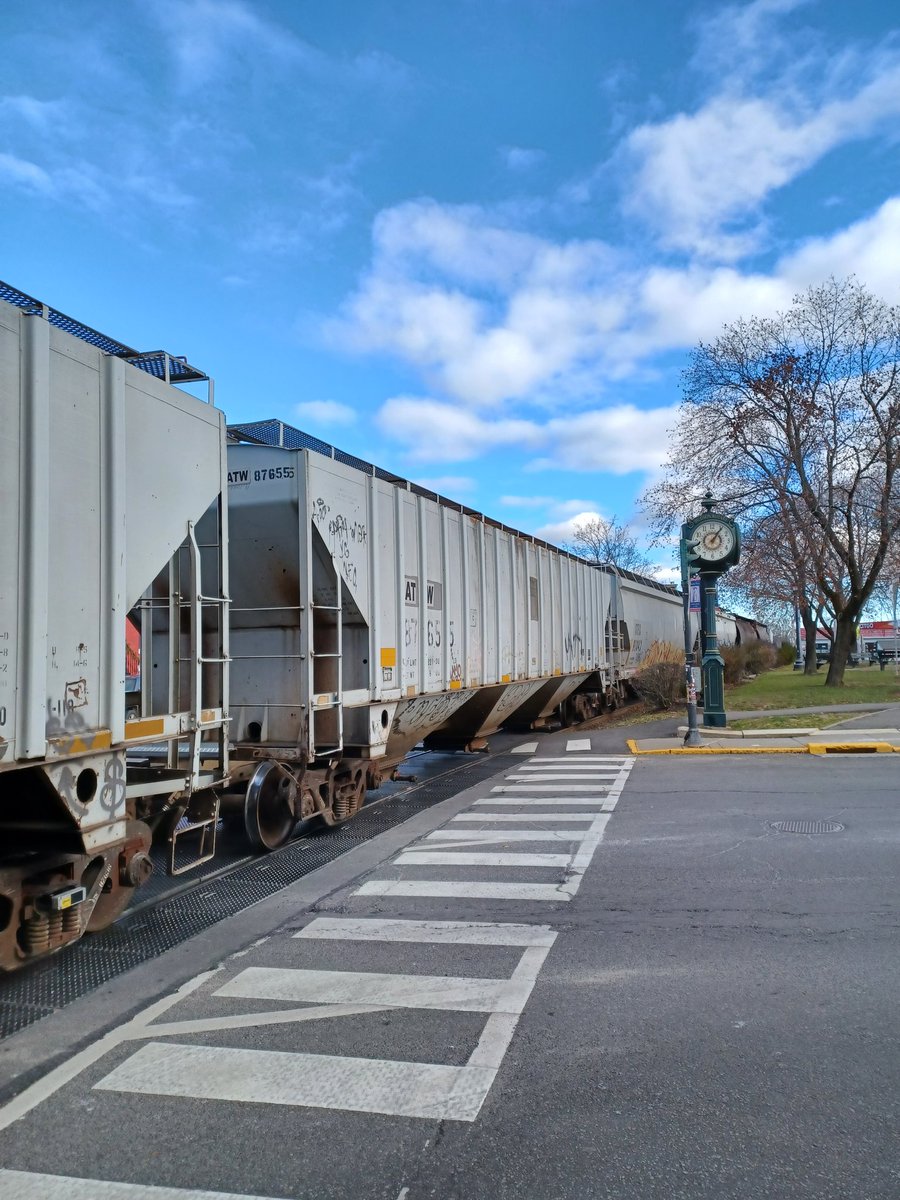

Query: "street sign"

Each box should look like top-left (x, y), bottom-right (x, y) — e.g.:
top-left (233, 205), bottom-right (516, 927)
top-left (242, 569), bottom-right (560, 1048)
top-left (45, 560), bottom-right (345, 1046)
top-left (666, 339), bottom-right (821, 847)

top-left (689, 576), bottom-right (701, 612)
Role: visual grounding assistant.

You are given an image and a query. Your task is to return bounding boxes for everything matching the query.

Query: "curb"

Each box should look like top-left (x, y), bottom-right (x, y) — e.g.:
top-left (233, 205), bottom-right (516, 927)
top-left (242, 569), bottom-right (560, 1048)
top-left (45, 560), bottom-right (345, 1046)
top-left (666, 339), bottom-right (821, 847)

top-left (627, 738), bottom-right (900, 756)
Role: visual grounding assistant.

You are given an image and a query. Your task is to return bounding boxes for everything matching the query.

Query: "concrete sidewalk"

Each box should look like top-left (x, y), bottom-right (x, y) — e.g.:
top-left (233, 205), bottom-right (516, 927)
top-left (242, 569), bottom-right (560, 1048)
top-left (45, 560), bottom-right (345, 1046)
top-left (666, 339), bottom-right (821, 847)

top-left (628, 702), bottom-right (900, 755)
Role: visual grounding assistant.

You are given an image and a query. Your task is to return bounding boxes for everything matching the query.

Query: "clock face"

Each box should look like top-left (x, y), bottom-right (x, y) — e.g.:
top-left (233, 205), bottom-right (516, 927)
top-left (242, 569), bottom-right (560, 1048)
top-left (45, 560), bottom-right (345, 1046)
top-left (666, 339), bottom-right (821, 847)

top-left (693, 519), bottom-right (736, 562)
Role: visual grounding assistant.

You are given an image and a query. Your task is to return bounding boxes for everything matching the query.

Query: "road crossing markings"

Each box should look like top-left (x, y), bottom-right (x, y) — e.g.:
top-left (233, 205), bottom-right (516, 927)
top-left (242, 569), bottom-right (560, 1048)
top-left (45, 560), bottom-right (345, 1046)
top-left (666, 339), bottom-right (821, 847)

top-left (511, 741), bottom-right (539, 754)
top-left (354, 751), bottom-right (634, 905)
top-left (490, 785), bottom-right (613, 795)
top-left (0, 970), bottom-right (220, 1135)
top-left (422, 829), bottom-right (586, 843)
top-left (294, 916), bottom-right (556, 947)
top-left (214, 966), bottom-right (536, 1012)
top-left (394, 849), bottom-right (572, 867)
top-left (0, 1171), bottom-right (291, 1200)
top-left (94, 917), bottom-right (557, 1123)
top-left (566, 738), bottom-right (592, 751)
top-left (355, 880), bottom-right (574, 900)
top-left (451, 812), bottom-right (595, 822)
top-left (474, 795), bottom-right (608, 805)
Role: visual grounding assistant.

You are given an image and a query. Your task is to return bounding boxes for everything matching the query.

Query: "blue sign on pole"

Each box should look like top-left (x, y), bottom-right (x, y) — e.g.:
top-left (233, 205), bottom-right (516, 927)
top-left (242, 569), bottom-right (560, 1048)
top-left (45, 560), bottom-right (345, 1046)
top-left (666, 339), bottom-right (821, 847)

top-left (689, 575), bottom-right (701, 612)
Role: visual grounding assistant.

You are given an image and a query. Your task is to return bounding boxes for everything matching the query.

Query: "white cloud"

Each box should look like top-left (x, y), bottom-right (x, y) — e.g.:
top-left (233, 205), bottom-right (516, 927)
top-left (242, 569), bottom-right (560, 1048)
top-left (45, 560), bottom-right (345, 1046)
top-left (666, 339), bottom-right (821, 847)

top-left (621, 17), bottom-right (900, 259)
top-left (500, 495), bottom-right (555, 508)
top-left (501, 146), bottom-right (545, 171)
top-left (0, 152), bottom-right (53, 194)
top-left (295, 400), bottom-right (356, 427)
top-left (535, 510), bottom-right (603, 546)
top-left (376, 397), bottom-right (540, 461)
top-left (376, 396), bottom-right (677, 475)
top-left (780, 196), bottom-right (900, 301)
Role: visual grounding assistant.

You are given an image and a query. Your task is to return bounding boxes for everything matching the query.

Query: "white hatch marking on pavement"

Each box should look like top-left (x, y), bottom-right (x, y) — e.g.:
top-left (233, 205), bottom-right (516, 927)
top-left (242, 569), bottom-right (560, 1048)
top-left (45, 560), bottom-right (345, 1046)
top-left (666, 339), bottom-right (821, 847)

top-left (355, 880), bottom-right (572, 901)
top-left (451, 812), bottom-right (595, 822)
top-left (566, 738), bottom-right (592, 751)
top-left (95, 932), bottom-right (555, 1123)
top-left (0, 969), bottom-right (220, 1134)
top-left (294, 917), bottom-right (556, 946)
top-left (214, 967), bottom-right (534, 1013)
top-left (0, 1172), bottom-right (290, 1200)
top-left (95, 1041), bottom-right (498, 1122)
top-left (511, 742), bottom-right (539, 753)
top-left (512, 763), bottom-right (625, 771)
top-left (530, 757), bottom-right (634, 764)
top-left (423, 830), bottom-right (585, 843)
top-left (491, 783), bottom-right (613, 793)
top-left (394, 850), bottom-right (572, 868)
top-left (504, 774), bottom-right (617, 783)
top-left (474, 796), bottom-right (607, 806)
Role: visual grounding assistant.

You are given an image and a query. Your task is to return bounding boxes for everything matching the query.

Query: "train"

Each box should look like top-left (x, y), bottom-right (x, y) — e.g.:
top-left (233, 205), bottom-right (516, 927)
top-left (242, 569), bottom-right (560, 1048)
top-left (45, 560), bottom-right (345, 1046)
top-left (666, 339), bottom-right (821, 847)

top-left (1, 282), bottom-right (691, 972)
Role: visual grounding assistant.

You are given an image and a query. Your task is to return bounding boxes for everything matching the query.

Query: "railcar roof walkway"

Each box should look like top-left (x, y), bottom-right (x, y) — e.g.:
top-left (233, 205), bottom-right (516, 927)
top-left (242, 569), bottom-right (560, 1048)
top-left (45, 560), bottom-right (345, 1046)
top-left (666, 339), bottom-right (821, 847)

top-left (628, 701), bottom-right (900, 755)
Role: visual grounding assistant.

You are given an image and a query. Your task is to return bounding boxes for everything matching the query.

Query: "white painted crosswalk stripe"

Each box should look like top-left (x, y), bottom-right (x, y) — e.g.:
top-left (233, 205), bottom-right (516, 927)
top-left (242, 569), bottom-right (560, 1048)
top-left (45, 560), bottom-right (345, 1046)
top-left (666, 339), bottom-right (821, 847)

top-left (394, 849), bottom-right (571, 867)
top-left (294, 917), bottom-right (555, 946)
top-left (490, 783), bottom-right (611, 793)
top-left (355, 880), bottom-right (573, 901)
top-left (511, 741), bottom-right (539, 754)
top-left (423, 829), bottom-right (585, 843)
top-left (93, 922), bottom-right (556, 1124)
top-left (472, 796), bottom-right (607, 806)
top-left (566, 738), bottom-right (592, 751)
top-left (95, 1040), bottom-right (499, 1122)
top-left (451, 811), bottom-right (596, 822)
top-left (505, 773), bottom-right (616, 782)
top-left (0, 1172), bottom-right (286, 1200)
top-left (215, 966), bottom-right (534, 1012)
top-left (530, 757), bottom-right (633, 764)
top-left (474, 795), bottom-right (607, 805)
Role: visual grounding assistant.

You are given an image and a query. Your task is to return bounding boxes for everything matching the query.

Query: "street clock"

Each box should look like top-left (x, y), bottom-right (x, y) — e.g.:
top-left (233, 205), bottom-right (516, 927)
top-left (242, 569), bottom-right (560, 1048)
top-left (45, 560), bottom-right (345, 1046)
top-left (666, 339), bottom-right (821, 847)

top-left (680, 493), bottom-right (741, 732)
top-left (690, 517), bottom-right (739, 567)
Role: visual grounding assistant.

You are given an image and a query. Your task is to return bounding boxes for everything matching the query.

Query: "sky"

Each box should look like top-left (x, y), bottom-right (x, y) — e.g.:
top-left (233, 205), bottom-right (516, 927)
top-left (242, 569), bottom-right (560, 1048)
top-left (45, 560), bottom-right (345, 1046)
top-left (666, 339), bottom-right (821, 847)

top-left (2, 0), bottom-right (900, 580)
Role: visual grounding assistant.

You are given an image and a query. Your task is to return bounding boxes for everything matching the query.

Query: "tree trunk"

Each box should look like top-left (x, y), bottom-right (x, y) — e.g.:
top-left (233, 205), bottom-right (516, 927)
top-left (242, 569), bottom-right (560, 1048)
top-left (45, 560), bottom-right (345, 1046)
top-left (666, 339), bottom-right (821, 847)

top-left (825, 615), bottom-right (856, 686)
top-left (800, 605), bottom-right (819, 675)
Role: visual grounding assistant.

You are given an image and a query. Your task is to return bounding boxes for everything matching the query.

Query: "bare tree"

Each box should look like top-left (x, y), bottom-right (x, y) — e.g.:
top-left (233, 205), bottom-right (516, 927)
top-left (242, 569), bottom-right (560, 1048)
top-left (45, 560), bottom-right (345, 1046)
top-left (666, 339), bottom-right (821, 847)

top-left (643, 278), bottom-right (900, 686)
top-left (566, 515), bottom-right (653, 573)
top-left (718, 509), bottom-right (833, 674)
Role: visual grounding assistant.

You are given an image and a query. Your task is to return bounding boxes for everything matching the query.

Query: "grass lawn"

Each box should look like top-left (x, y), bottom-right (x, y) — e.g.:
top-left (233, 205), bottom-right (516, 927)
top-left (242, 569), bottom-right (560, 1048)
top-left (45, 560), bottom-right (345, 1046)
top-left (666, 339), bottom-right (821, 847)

top-left (726, 664), bottom-right (900, 711)
top-left (728, 711), bottom-right (875, 731)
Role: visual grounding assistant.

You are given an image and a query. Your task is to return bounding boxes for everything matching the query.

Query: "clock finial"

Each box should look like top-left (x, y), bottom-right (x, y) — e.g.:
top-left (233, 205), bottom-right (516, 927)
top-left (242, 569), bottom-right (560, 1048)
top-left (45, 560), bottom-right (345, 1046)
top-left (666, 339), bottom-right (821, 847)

top-left (700, 490), bottom-right (717, 512)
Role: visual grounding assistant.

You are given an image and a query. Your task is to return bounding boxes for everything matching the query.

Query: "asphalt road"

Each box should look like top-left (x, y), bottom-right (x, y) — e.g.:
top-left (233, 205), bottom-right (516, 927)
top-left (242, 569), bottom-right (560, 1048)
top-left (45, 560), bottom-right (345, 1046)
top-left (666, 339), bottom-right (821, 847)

top-left (0, 739), bottom-right (897, 1200)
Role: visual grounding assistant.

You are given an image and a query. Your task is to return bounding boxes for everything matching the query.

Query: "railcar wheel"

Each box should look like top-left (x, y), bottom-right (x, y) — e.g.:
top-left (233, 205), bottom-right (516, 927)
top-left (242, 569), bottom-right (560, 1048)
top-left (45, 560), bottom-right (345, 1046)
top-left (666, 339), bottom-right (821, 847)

top-left (244, 761), bottom-right (297, 852)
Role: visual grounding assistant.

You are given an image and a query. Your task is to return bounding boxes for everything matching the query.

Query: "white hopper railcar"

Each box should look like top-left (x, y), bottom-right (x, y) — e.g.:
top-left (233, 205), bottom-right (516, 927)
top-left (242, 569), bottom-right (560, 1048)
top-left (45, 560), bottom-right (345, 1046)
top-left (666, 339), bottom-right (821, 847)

top-left (0, 284), bottom-right (229, 972)
top-left (223, 422), bottom-right (685, 848)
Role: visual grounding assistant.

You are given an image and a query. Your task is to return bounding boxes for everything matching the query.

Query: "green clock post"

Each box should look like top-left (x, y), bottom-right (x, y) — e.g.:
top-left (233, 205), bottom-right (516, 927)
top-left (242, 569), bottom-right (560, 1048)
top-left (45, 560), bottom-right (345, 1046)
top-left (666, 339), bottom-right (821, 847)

top-left (684, 493), bottom-right (741, 729)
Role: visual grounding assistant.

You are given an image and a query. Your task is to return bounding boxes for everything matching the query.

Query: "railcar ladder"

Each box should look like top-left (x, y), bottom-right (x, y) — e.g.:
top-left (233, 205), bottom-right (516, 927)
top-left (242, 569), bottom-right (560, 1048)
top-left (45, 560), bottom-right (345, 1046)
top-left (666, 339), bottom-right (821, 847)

top-left (309, 560), bottom-right (344, 759)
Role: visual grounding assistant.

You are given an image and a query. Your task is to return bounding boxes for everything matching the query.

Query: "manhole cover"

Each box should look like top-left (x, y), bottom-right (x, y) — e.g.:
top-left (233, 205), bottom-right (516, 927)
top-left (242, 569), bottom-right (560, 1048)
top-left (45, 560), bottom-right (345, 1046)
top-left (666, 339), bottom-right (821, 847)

top-left (770, 819), bottom-right (844, 835)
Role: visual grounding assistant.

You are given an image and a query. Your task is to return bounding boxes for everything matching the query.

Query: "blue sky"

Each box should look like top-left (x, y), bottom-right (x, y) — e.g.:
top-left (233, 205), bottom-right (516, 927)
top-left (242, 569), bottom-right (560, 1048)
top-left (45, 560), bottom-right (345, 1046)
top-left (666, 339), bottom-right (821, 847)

top-left (3, 0), bottom-right (899, 577)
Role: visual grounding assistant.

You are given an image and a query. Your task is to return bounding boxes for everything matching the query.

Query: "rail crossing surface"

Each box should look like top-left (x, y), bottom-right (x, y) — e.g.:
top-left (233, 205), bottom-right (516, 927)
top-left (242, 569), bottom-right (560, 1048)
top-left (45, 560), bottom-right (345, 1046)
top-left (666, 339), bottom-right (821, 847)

top-left (0, 736), bottom-right (897, 1199)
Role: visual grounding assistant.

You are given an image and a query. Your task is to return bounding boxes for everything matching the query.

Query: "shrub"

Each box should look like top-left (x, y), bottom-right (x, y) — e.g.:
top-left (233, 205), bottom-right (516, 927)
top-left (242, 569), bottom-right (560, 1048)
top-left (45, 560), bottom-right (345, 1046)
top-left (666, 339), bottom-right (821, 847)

top-left (632, 661), bottom-right (684, 710)
top-left (743, 641), bottom-right (777, 675)
top-left (776, 640), bottom-right (797, 666)
top-left (721, 644), bottom-right (748, 685)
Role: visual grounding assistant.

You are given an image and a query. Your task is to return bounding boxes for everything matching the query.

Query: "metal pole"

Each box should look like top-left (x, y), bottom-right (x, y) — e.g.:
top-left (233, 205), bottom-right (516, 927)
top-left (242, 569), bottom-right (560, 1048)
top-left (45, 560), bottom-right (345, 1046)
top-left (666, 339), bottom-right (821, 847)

top-left (894, 583), bottom-right (899, 677)
top-left (680, 527), bottom-right (701, 747)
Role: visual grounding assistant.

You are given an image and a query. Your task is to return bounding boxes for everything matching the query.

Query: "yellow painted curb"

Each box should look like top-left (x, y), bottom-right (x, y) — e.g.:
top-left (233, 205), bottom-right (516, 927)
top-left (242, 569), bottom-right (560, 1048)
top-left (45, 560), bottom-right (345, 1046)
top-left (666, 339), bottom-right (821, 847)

top-left (629, 745), bottom-right (809, 755)
top-left (808, 742), bottom-right (895, 755)
top-left (627, 737), bottom-right (900, 756)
